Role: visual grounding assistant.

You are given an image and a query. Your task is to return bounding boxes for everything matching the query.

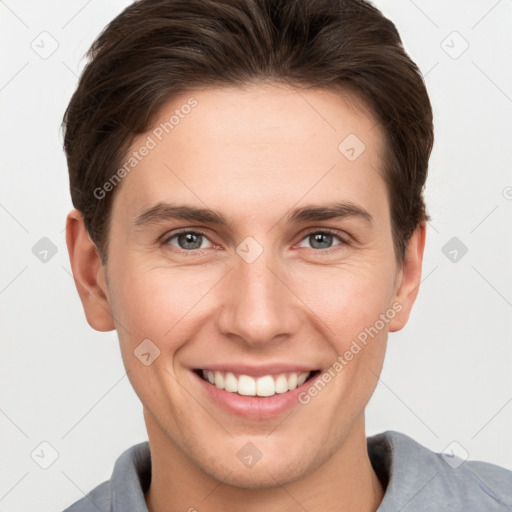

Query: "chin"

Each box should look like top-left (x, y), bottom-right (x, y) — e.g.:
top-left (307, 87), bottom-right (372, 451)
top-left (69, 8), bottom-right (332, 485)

top-left (198, 444), bottom-right (321, 491)
top-left (205, 461), bottom-right (302, 490)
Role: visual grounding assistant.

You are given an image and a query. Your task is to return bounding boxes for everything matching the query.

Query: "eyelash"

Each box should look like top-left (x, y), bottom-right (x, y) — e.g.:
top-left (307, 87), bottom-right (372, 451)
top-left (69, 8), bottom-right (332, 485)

top-left (160, 228), bottom-right (350, 254)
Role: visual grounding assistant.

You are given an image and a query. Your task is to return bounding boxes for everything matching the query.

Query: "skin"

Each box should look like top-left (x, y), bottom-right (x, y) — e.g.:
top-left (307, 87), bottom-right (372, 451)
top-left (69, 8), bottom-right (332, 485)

top-left (66, 83), bottom-right (426, 512)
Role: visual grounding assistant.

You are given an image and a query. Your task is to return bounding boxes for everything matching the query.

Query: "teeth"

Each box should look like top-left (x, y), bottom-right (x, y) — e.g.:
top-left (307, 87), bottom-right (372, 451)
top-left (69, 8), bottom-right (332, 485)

top-left (297, 372), bottom-right (309, 386)
top-left (224, 372), bottom-right (238, 392)
top-left (275, 374), bottom-right (288, 393)
top-left (256, 375), bottom-right (275, 397)
top-left (238, 375), bottom-right (256, 396)
top-left (214, 371), bottom-right (224, 389)
top-left (201, 369), bottom-right (311, 396)
top-left (288, 373), bottom-right (297, 390)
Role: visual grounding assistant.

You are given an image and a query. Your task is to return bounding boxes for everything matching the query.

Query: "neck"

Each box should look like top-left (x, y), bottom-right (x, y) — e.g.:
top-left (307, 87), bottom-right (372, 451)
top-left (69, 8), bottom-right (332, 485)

top-left (145, 413), bottom-right (384, 512)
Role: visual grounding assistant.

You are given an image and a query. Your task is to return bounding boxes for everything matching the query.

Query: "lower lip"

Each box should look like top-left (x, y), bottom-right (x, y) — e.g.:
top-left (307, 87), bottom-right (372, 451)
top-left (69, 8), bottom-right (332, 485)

top-left (192, 370), bottom-right (316, 419)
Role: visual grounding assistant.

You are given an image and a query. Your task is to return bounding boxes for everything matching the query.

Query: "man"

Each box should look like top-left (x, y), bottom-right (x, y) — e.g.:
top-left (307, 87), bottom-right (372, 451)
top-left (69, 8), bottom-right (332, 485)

top-left (62, 0), bottom-right (512, 510)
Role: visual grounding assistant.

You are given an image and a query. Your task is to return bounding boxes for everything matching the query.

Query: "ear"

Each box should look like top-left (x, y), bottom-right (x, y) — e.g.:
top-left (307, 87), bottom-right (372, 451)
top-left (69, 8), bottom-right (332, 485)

top-left (388, 223), bottom-right (426, 332)
top-left (65, 209), bottom-right (115, 332)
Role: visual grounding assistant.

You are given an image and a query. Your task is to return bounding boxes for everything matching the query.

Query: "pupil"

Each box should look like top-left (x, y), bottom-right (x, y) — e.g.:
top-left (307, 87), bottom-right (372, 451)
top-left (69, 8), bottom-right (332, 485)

top-left (311, 233), bottom-right (332, 249)
top-left (179, 233), bottom-right (202, 250)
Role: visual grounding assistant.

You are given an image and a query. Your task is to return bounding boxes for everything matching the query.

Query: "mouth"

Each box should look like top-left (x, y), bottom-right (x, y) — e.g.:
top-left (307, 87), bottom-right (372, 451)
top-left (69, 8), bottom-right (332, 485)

top-left (194, 368), bottom-right (321, 397)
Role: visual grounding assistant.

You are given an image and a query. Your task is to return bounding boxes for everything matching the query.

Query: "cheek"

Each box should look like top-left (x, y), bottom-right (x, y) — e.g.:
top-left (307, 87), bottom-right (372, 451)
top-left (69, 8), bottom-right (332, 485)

top-left (290, 257), bottom-right (397, 343)
top-left (109, 262), bottom-right (223, 342)
top-left (107, 263), bottom-right (204, 411)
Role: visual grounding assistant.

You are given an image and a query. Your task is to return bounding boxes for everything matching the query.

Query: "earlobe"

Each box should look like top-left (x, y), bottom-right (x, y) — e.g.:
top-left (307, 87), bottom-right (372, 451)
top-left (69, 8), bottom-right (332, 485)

top-left (65, 209), bottom-right (116, 332)
top-left (388, 223), bottom-right (426, 332)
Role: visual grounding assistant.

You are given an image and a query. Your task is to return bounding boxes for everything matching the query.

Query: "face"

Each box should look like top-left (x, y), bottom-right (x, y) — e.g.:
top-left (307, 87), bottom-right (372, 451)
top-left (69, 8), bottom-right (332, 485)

top-left (68, 83), bottom-right (424, 489)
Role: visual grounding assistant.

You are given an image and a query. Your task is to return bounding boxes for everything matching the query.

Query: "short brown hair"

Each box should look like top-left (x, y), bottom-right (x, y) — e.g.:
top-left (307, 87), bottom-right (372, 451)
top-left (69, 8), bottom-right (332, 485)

top-left (62, 0), bottom-right (433, 263)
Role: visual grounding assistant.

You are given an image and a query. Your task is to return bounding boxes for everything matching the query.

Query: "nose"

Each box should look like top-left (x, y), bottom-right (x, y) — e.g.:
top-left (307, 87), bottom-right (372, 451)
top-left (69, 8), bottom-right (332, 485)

top-left (215, 245), bottom-right (299, 347)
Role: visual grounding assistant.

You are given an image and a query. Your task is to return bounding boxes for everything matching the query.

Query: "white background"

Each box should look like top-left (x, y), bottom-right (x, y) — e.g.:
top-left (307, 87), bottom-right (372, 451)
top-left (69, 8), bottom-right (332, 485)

top-left (1, 1), bottom-right (511, 511)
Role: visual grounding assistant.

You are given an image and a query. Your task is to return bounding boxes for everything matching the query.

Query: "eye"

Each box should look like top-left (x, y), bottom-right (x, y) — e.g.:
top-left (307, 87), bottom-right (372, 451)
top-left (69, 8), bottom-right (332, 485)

top-left (162, 230), bottom-right (213, 251)
top-left (160, 228), bottom-right (349, 253)
top-left (297, 230), bottom-right (347, 251)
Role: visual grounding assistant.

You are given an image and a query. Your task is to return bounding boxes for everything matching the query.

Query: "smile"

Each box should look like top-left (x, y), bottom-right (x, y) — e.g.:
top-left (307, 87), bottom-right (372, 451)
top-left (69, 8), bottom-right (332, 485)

top-left (196, 369), bottom-right (320, 397)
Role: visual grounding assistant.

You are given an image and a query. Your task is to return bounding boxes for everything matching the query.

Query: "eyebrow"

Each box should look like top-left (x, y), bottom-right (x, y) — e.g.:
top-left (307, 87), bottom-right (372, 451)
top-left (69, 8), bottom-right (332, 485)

top-left (133, 201), bottom-right (373, 229)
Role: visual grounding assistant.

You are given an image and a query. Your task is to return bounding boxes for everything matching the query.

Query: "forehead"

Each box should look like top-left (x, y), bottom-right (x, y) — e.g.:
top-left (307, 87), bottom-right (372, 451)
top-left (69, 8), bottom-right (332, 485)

top-left (111, 84), bottom-right (389, 228)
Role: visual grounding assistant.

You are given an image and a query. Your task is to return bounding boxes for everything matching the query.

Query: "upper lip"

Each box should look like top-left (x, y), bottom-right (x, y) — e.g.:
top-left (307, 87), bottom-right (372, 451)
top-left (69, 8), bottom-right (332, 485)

top-left (193, 364), bottom-right (318, 378)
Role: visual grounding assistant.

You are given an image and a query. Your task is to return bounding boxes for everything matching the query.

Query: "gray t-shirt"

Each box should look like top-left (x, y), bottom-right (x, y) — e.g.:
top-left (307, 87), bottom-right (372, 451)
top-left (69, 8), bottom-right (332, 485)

top-left (62, 430), bottom-right (512, 511)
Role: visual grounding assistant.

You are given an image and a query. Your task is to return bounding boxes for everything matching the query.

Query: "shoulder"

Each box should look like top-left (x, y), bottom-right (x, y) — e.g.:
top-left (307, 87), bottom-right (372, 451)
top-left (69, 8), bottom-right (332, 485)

top-left (368, 430), bottom-right (512, 512)
top-left (61, 441), bottom-right (151, 512)
top-left (62, 481), bottom-right (111, 512)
